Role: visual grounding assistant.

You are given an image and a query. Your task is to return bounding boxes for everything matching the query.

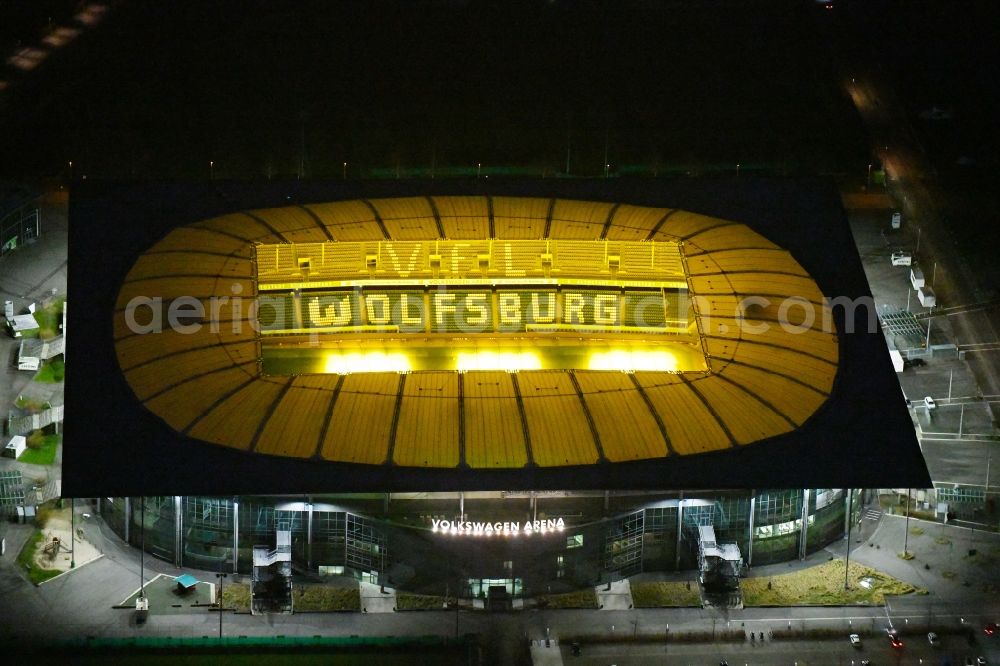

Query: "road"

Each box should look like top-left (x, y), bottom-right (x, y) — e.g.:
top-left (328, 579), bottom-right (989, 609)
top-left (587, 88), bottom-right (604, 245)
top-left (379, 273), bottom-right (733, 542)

top-left (843, 62), bottom-right (1000, 424)
top-left (562, 633), bottom-right (992, 665)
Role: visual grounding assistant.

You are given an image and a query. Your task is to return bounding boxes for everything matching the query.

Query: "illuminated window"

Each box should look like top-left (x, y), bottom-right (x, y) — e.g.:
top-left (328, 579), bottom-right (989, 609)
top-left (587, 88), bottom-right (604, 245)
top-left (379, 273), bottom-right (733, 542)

top-left (566, 534), bottom-right (583, 549)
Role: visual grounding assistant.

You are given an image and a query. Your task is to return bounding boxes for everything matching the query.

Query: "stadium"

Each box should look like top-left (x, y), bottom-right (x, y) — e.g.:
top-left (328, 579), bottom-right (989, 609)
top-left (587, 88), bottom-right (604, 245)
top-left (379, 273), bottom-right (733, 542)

top-left (66, 179), bottom-right (928, 602)
top-left (112, 195), bottom-right (836, 470)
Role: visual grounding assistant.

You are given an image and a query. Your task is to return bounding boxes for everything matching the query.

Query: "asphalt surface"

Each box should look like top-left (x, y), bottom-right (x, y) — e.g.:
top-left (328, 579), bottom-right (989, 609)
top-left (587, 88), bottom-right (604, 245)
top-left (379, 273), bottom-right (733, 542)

top-left (562, 634), bottom-right (990, 666)
top-left (848, 209), bottom-right (1000, 491)
top-left (845, 66), bottom-right (1000, 425)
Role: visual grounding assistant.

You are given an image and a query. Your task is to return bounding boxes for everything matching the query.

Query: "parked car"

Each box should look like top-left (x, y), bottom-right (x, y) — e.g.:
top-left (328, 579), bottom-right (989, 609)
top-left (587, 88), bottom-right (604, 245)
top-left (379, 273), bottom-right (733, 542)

top-left (927, 631), bottom-right (940, 646)
top-left (924, 396), bottom-right (937, 410)
top-left (850, 633), bottom-right (862, 647)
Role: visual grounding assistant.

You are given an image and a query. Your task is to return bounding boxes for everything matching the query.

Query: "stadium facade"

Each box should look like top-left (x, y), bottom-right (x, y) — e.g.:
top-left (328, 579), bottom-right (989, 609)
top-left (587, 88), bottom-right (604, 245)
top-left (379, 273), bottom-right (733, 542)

top-left (98, 489), bottom-right (865, 598)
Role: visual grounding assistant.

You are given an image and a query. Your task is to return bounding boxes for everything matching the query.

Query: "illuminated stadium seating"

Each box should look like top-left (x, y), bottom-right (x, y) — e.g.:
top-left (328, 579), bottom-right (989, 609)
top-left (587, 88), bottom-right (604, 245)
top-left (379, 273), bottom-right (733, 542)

top-left (113, 197), bottom-right (839, 470)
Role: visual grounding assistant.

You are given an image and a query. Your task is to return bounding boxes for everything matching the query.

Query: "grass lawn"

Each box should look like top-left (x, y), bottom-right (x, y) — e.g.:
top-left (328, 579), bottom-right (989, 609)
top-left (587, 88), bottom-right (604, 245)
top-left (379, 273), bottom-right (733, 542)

top-left (31, 297), bottom-right (64, 339)
top-left (742, 559), bottom-right (924, 606)
top-left (221, 582), bottom-right (252, 611)
top-left (34, 357), bottom-right (64, 383)
top-left (631, 581), bottom-right (701, 608)
top-left (18, 433), bottom-right (60, 465)
top-left (17, 530), bottom-right (63, 585)
top-left (396, 592), bottom-right (448, 610)
top-left (293, 585), bottom-right (361, 611)
top-left (536, 589), bottom-right (599, 609)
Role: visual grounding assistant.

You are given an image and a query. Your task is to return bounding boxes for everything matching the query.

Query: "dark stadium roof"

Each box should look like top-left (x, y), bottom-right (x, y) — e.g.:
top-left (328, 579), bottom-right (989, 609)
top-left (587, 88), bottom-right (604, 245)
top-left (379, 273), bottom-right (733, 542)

top-left (64, 177), bottom-right (930, 496)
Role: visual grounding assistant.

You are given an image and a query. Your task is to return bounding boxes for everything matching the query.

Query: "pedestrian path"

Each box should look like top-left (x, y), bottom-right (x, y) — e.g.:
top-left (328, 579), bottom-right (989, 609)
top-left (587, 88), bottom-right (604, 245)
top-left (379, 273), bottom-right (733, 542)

top-left (359, 581), bottom-right (396, 614)
top-left (528, 637), bottom-right (563, 666)
top-left (863, 507), bottom-right (883, 521)
top-left (595, 578), bottom-right (632, 610)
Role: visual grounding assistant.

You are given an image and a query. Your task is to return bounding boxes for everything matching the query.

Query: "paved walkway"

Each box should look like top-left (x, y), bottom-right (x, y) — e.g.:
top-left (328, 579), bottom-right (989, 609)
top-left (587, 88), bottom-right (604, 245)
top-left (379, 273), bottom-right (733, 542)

top-left (595, 578), bottom-right (632, 610)
top-left (360, 580), bottom-right (397, 613)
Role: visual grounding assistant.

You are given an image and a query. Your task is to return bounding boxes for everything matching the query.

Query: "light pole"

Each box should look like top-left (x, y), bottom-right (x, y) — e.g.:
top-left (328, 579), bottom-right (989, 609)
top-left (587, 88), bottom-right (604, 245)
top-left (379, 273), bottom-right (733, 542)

top-left (477, 162), bottom-right (481, 179)
top-left (903, 489), bottom-right (911, 557)
top-left (342, 162), bottom-right (347, 180)
top-left (210, 160), bottom-right (215, 180)
top-left (986, 448), bottom-right (992, 499)
top-left (70, 497), bottom-right (75, 568)
top-left (140, 497), bottom-right (145, 598)
top-left (216, 572), bottom-right (227, 639)
top-left (68, 161), bottom-right (74, 180)
top-left (844, 489), bottom-right (854, 590)
top-left (866, 163), bottom-right (872, 189)
top-left (736, 163), bottom-right (741, 177)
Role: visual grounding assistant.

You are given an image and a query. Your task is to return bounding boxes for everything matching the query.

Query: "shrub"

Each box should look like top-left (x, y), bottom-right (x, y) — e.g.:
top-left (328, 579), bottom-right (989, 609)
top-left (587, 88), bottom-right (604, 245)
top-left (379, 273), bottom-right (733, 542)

top-left (35, 502), bottom-right (58, 528)
top-left (396, 593), bottom-right (448, 610)
top-left (535, 589), bottom-right (598, 609)
top-left (631, 581), bottom-right (701, 607)
top-left (221, 582), bottom-right (252, 611)
top-left (294, 585), bottom-right (361, 611)
top-left (26, 430), bottom-right (45, 449)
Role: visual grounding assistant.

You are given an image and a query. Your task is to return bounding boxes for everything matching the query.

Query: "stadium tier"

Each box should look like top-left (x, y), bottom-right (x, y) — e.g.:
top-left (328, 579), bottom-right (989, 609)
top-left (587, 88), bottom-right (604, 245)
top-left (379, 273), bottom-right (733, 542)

top-left (112, 196), bottom-right (837, 470)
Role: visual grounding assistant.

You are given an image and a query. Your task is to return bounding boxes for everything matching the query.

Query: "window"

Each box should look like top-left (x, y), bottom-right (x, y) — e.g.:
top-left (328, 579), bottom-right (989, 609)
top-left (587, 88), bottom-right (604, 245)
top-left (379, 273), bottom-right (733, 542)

top-left (566, 534), bottom-right (583, 549)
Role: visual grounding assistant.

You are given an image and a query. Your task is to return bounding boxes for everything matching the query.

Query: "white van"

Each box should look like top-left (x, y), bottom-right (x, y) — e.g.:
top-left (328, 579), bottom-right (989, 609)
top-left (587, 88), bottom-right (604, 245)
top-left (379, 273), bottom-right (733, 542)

top-left (891, 251), bottom-right (912, 267)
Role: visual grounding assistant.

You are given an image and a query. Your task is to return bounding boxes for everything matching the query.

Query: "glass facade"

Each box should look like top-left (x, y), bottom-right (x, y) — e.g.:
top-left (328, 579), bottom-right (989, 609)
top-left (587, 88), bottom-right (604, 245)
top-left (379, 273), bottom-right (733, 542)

top-left (98, 489), bottom-right (852, 598)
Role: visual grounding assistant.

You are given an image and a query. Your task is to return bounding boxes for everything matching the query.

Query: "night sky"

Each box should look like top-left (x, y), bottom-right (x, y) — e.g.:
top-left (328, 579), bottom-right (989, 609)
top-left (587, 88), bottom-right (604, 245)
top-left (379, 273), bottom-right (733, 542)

top-left (1, 0), bottom-right (864, 179)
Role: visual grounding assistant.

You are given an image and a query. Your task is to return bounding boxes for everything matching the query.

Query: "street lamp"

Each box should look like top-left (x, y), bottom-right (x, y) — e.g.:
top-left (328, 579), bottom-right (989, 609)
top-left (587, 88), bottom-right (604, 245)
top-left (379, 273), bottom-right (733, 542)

top-left (903, 489), bottom-right (911, 557)
top-left (343, 162), bottom-right (347, 180)
top-left (216, 572), bottom-right (228, 639)
top-left (477, 162), bottom-right (481, 178)
top-left (210, 161), bottom-right (215, 179)
top-left (866, 163), bottom-right (872, 189)
top-left (68, 161), bottom-right (74, 180)
top-left (140, 497), bottom-right (145, 597)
